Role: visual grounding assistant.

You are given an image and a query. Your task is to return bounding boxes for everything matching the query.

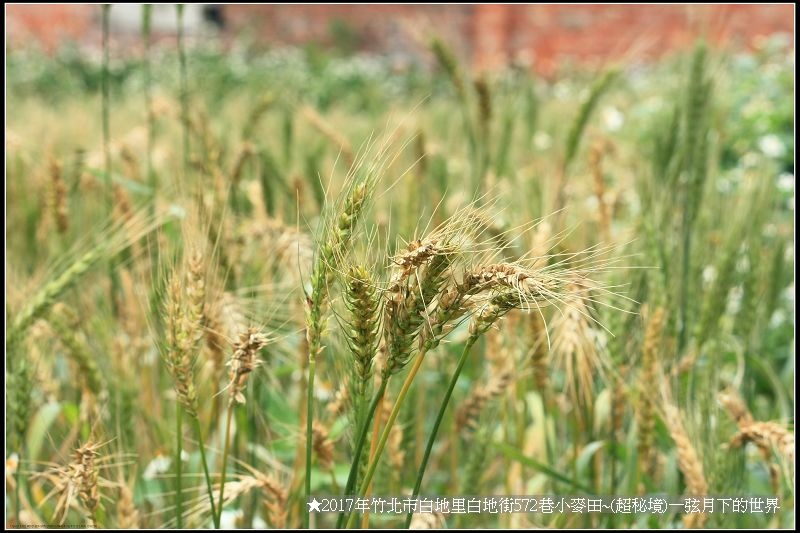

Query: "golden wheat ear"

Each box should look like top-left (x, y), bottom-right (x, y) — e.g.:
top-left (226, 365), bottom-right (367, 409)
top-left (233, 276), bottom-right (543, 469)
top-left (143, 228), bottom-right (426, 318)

top-left (225, 328), bottom-right (270, 406)
top-left (719, 387), bottom-right (794, 490)
top-left (657, 380), bottom-right (708, 528)
top-left (663, 404), bottom-right (709, 529)
top-left (162, 252), bottom-right (206, 418)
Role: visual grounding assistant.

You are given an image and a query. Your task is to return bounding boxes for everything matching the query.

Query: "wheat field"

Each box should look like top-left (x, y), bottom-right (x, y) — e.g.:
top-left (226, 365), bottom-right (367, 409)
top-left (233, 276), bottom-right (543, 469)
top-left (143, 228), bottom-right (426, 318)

top-left (5, 9), bottom-right (795, 530)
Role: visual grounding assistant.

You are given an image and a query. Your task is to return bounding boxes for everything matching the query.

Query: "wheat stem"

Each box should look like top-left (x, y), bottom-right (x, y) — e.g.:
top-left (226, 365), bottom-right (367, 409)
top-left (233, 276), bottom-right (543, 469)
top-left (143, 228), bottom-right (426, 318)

top-left (192, 417), bottom-right (219, 528)
top-left (142, 4), bottom-right (155, 207)
top-left (177, 4), bottom-right (189, 180)
top-left (101, 4), bottom-right (111, 207)
top-left (216, 329), bottom-right (267, 525)
top-left (337, 379), bottom-right (387, 528)
top-left (677, 42), bottom-right (710, 352)
top-left (304, 355), bottom-right (315, 529)
top-left (304, 178), bottom-right (372, 526)
top-left (176, 405), bottom-right (183, 528)
top-left (100, 4), bottom-right (123, 318)
top-left (405, 335), bottom-right (477, 528)
top-left (346, 352), bottom-right (427, 528)
top-left (217, 404), bottom-right (234, 526)
top-left (14, 470), bottom-right (21, 526)
top-left (361, 395), bottom-right (383, 529)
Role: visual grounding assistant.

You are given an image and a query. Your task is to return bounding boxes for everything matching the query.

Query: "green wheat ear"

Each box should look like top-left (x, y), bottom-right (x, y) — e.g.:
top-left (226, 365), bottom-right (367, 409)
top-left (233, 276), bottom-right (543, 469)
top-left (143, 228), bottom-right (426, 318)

top-left (7, 244), bottom-right (107, 350)
top-left (6, 347), bottom-right (33, 450)
top-left (563, 68), bottom-right (618, 174)
top-left (430, 37), bottom-right (467, 100)
top-left (342, 265), bottom-right (381, 421)
top-left (677, 41), bottom-right (712, 352)
top-left (49, 307), bottom-right (104, 396)
top-left (304, 134), bottom-right (388, 527)
top-left (7, 210), bottom-right (166, 349)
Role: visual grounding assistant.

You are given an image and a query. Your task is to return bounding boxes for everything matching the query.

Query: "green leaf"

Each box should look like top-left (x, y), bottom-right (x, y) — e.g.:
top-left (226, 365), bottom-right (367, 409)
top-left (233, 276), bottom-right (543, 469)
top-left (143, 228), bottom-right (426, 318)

top-left (86, 167), bottom-right (153, 195)
top-left (492, 442), bottom-right (596, 494)
top-left (576, 440), bottom-right (606, 477)
top-left (265, 387), bottom-right (297, 426)
top-left (27, 401), bottom-right (61, 460)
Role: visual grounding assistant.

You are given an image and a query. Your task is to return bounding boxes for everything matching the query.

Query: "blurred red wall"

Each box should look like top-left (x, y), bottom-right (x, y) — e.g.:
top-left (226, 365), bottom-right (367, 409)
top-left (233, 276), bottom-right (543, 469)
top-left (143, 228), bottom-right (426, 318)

top-left (7, 4), bottom-right (96, 51)
top-left (6, 4), bottom-right (794, 74)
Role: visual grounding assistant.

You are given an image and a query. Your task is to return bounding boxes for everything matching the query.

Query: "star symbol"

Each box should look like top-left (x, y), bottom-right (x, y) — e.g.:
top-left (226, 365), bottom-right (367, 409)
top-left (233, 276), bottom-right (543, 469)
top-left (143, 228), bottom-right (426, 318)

top-left (308, 497), bottom-right (322, 513)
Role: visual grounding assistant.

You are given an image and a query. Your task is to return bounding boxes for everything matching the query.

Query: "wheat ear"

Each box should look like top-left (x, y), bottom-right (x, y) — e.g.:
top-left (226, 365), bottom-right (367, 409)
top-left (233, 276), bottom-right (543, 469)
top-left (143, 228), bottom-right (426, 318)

top-left (664, 405), bottom-right (708, 529)
top-left (217, 328), bottom-right (269, 526)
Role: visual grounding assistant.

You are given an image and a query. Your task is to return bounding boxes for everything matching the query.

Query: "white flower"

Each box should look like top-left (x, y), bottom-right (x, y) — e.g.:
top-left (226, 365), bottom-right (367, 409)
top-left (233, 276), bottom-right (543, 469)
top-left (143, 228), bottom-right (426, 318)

top-left (143, 346), bottom-right (159, 367)
top-left (727, 286), bottom-right (743, 315)
top-left (736, 254), bottom-right (750, 273)
top-left (763, 224), bottom-right (778, 238)
top-left (554, 81), bottom-right (572, 100)
top-left (220, 509), bottom-right (244, 529)
top-left (776, 173), bottom-right (794, 192)
top-left (314, 379), bottom-right (334, 401)
top-left (168, 203), bottom-right (187, 219)
top-left (769, 309), bottom-right (786, 328)
top-left (533, 131), bottom-right (552, 150)
top-left (742, 152), bottom-right (761, 168)
top-left (625, 189), bottom-right (641, 216)
top-left (584, 196), bottom-right (600, 210)
top-left (143, 454), bottom-right (172, 480)
top-left (702, 266), bottom-right (717, 286)
top-left (602, 106), bottom-right (624, 132)
top-left (716, 177), bottom-right (734, 194)
top-left (758, 134), bottom-right (786, 158)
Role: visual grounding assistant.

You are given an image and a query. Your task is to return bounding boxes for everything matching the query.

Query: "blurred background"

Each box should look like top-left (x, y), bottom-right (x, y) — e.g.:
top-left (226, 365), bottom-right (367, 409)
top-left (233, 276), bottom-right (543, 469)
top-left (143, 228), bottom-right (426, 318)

top-left (6, 4), bottom-right (794, 75)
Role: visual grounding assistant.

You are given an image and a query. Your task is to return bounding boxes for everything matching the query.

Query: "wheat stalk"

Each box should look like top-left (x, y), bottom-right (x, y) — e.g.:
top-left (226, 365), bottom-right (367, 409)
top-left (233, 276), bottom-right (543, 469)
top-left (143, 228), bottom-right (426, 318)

top-left (184, 471), bottom-right (287, 529)
top-left (720, 388), bottom-right (794, 489)
top-left (456, 367), bottom-right (513, 433)
top-left (342, 265), bottom-right (381, 423)
top-left (550, 282), bottom-right (606, 414)
top-left (75, 442), bottom-right (101, 528)
top-left (589, 141), bottom-right (611, 241)
top-left (338, 215), bottom-right (473, 527)
top-left (50, 157), bottom-right (69, 234)
top-left (36, 440), bottom-right (108, 528)
top-left (637, 306), bottom-right (665, 487)
top-left (117, 480), bottom-right (140, 528)
top-left (527, 311), bottom-right (550, 400)
top-left (8, 210), bottom-right (165, 348)
top-left (306, 136), bottom-right (400, 524)
top-left (49, 306), bottom-right (104, 398)
top-left (311, 421), bottom-right (335, 471)
top-left (663, 404), bottom-right (708, 529)
top-left (218, 328), bottom-right (269, 526)
top-left (160, 249), bottom-right (221, 527)
top-left (363, 252), bottom-right (596, 529)
top-left (729, 422), bottom-right (794, 469)
top-left (301, 106), bottom-right (355, 167)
